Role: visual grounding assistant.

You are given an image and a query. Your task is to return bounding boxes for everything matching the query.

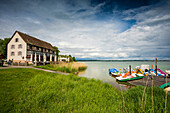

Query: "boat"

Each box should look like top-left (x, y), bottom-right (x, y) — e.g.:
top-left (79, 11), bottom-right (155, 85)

top-left (136, 69), bottom-right (144, 74)
top-left (149, 69), bottom-right (165, 76)
top-left (109, 68), bottom-right (120, 77)
top-left (116, 73), bottom-right (144, 82)
top-left (155, 69), bottom-right (166, 76)
top-left (165, 70), bottom-right (170, 78)
top-left (159, 82), bottom-right (170, 89)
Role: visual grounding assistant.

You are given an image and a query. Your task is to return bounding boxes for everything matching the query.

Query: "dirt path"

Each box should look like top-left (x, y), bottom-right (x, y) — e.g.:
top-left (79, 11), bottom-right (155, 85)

top-left (0, 66), bottom-right (69, 75)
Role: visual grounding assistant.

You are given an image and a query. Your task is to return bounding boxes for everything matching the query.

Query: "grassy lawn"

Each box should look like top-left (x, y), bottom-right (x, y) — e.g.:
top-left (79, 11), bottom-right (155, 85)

top-left (0, 68), bottom-right (169, 112)
top-left (35, 62), bottom-right (87, 74)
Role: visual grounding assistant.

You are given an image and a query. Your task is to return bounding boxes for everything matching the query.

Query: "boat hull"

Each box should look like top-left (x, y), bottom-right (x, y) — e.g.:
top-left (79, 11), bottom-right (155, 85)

top-left (110, 72), bottom-right (119, 77)
top-left (116, 73), bottom-right (144, 82)
top-left (117, 76), bottom-right (144, 82)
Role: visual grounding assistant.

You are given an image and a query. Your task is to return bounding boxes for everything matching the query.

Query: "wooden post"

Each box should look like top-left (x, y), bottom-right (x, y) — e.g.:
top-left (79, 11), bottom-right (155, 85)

top-left (152, 65), bottom-right (153, 69)
top-left (129, 65), bottom-right (131, 75)
top-left (155, 58), bottom-right (157, 76)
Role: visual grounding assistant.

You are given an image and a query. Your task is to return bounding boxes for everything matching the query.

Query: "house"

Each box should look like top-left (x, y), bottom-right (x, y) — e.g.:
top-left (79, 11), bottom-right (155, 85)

top-left (7, 31), bottom-right (57, 65)
top-left (58, 56), bottom-right (70, 62)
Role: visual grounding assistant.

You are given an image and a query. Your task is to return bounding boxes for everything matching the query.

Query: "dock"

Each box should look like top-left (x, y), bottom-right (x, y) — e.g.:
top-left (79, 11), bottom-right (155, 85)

top-left (128, 76), bottom-right (170, 87)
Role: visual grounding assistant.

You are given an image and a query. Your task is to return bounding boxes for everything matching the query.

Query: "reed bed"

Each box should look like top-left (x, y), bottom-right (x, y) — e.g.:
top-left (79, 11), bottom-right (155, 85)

top-left (36, 62), bottom-right (87, 73)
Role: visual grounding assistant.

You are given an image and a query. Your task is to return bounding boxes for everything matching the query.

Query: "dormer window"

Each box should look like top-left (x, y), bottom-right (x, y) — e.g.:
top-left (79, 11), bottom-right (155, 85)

top-left (18, 44), bottom-right (22, 49)
top-left (15, 38), bottom-right (19, 42)
top-left (11, 45), bottom-right (15, 49)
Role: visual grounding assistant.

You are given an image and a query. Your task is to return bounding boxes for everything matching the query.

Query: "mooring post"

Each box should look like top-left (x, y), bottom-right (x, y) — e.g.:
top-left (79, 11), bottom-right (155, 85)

top-left (129, 65), bottom-right (131, 75)
top-left (155, 58), bottom-right (157, 76)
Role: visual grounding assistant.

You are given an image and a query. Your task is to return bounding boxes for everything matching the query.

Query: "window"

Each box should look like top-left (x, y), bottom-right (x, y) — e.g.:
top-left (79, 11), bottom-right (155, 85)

top-left (18, 44), bottom-right (22, 49)
top-left (18, 51), bottom-right (22, 56)
top-left (11, 45), bottom-right (15, 49)
top-left (11, 52), bottom-right (15, 56)
top-left (15, 38), bottom-right (19, 42)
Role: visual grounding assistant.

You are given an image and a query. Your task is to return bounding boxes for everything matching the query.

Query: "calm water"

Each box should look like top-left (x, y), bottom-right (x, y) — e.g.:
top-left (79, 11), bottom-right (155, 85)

top-left (78, 61), bottom-right (170, 90)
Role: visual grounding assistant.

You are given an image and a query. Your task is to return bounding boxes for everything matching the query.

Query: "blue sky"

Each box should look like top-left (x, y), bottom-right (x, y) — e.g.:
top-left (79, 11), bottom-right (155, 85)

top-left (0, 0), bottom-right (170, 60)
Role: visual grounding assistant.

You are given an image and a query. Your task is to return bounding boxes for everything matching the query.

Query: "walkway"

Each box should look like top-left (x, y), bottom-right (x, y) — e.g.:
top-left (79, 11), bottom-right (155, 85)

top-left (0, 66), bottom-right (69, 75)
top-left (128, 76), bottom-right (170, 87)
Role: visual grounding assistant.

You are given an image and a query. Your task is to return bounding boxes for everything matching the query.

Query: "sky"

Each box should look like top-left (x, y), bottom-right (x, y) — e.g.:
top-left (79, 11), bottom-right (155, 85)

top-left (0, 0), bottom-right (170, 60)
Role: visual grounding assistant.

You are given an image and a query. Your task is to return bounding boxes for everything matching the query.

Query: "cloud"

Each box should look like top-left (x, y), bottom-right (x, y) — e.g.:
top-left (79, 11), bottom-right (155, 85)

top-left (0, 0), bottom-right (170, 60)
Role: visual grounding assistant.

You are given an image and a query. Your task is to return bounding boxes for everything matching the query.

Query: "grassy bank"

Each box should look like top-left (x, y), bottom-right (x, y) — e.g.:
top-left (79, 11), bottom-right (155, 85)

top-left (35, 62), bottom-right (87, 74)
top-left (0, 68), bottom-right (169, 112)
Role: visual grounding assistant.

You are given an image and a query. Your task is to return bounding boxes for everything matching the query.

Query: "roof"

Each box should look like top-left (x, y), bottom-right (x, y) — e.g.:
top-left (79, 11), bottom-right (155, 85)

top-left (14, 31), bottom-right (54, 50)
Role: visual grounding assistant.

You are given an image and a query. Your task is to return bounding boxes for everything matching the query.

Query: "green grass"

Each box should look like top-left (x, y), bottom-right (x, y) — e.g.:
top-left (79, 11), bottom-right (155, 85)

top-left (35, 64), bottom-right (78, 73)
top-left (78, 66), bottom-right (87, 71)
top-left (0, 68), bottom-right (47, 112)
top-left (124, 86), bottom-right (170, 113)
top-left (0, 68), bottom-right (169, 112)
top-left (35, 63), bottom-right (87, 74)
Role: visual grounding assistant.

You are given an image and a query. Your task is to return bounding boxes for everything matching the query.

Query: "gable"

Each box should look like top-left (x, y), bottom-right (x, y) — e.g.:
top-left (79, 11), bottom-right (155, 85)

top-left (8, 31), bottom-right (26, 45)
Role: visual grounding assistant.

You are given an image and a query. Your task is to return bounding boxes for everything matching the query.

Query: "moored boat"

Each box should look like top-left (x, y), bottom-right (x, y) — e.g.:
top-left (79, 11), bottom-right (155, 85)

top-left (109, 68), bottom-right (119, 77)
top-left (116, 73), bottom-right (144, 82)
top-left (159, 82), bottom-right (170, 89)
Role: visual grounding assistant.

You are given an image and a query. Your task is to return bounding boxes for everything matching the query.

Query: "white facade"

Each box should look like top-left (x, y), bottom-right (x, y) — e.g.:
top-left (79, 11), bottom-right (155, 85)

top-left (58, 56), bottom-right (70, 62)
top-left (7, 32), bottom-right (27, 62)
top-left (7, 31), bottom-right (57, 65)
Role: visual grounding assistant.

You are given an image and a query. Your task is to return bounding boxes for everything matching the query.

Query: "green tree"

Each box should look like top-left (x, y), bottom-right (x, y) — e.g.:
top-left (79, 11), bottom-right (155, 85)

top-left (68, 55), bottom-right (72, 57)
top-left (0, 38), bottom-right (10, 58)
top-left (53, 46), bottom-right (60, 62)
top-left (69, 55), bottom-right (73, 62)
top-left (72, 57), bottom-right (77, 62)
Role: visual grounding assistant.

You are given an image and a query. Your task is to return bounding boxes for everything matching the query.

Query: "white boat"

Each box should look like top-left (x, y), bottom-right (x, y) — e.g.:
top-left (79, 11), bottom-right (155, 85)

top-left (116, 73), bottom-right (144, 82)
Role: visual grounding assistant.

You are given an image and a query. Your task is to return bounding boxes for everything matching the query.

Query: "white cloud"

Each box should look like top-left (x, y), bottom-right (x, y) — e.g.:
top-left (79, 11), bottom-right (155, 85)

top-left (0, 0), bottom-right (170, 60)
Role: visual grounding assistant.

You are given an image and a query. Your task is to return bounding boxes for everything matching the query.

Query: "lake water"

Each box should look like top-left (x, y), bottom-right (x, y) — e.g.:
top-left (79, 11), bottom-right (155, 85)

top-left (78, 61), bottom-right (170, 90)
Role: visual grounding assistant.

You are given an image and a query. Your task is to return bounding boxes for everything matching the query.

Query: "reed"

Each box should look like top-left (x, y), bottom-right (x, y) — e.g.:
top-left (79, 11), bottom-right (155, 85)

top-left (0, 68), bottom-right (169, 113)
top-left (36, 62), bottom-right (87, 73)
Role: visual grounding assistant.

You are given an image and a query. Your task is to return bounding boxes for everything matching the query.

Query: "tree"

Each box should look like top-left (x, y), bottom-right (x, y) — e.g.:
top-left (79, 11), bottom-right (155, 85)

top-left (0, 38), bottom-right (10, 59)
top-left (68, 54), bottom-right (73, 62)
top-left (53, 46), bottom-right (60, 62)
top-left (72, 57), bottom-right (77, 62)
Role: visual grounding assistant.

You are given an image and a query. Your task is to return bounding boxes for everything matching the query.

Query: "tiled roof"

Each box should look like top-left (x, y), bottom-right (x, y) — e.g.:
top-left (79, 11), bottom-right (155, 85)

top-left (16, 31), bottom-right (54, 50)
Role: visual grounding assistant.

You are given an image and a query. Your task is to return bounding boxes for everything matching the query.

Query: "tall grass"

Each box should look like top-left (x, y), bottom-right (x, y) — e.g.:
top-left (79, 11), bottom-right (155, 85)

top-left (36, 62), bottom-right (87, 73)
top-left (124, 86), bottom-right (170, 112)
top-left (0, 68), bottom-right (169, 112)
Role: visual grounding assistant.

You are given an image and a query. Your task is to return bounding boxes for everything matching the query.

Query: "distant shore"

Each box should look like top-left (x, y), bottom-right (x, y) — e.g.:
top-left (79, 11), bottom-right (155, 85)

top-left (77, 60), bottom-right (170, 62)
